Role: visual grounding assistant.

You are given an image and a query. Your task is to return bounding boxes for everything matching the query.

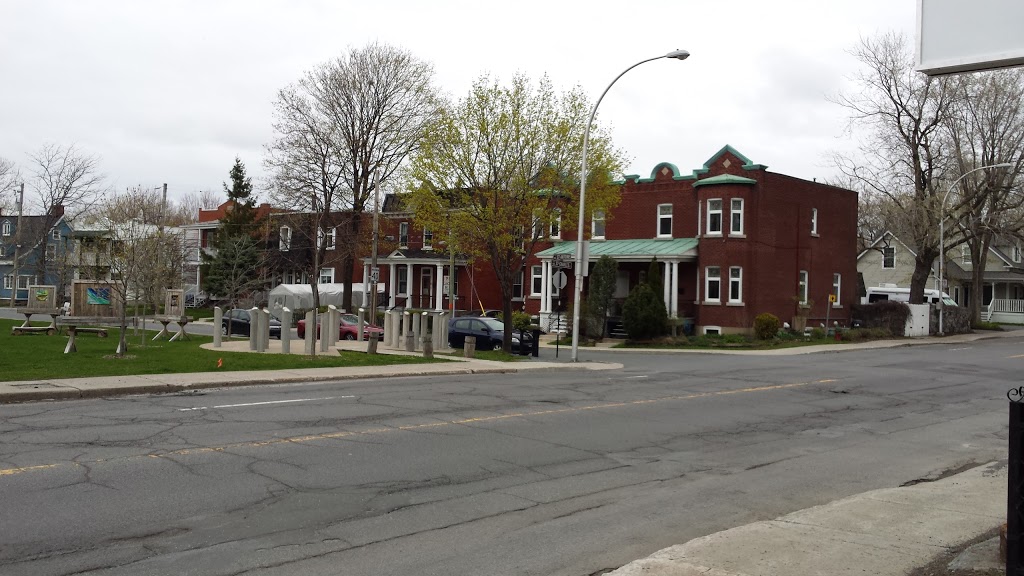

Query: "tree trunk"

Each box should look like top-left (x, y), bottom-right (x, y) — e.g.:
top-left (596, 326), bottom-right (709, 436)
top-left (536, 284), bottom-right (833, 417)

top-left (909, 250), bottom-right (937, 305)
top-left (340, 215), bottom-right (363, 312)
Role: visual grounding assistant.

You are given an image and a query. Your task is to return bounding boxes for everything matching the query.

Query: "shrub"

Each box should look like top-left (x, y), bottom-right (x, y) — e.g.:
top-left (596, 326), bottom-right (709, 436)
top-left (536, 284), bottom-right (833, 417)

top-left (622, 283), bottom-right (668, 340)
top-left (850, 301), bottom-right (910, 336)
top-left (753, 313), bottom-right (781, 340)
top-left (810, 327), bottom-right (826, 340)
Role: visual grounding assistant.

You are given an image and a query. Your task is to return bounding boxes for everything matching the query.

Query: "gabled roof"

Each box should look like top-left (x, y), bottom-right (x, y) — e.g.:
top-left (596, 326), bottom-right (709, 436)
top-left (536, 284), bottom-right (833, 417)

top-left (618, 144), bottom-right (768, 184)
top-left (536, 238), bottom-right (698, 262)
top-left (856, 231), bottom-right (918, 260)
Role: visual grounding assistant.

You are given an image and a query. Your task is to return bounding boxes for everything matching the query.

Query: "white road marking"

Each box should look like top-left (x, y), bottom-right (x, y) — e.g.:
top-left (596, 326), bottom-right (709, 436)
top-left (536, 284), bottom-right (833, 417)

top-left (949, 347), bottom-right (972, 351)
top-left (178, 396), bottom-right (353, 411)
top-left (623, 375), bottom-right (648, 379)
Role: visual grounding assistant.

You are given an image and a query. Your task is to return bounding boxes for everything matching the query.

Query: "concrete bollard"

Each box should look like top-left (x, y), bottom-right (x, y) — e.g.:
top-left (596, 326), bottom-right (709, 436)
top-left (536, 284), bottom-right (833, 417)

top-left (422, 334), bottom-right (433, 358)
top-left (412, 312), bottom-right (422, 351)
top-left (464, 335), bottom-right (476, 358)
top-left (213, 306), bottom-right (222, 348)
top-left (402, 311), bottom-right (411, 347)
top-left (421, 311), bottom-right (429, 351)
top-left (328, 305), bottom-right (340, 347)
top-left (304, 309), bottom-right (315, 355)
top-left (281, 308), bottom-right (292, 354)
top-left (249, 306), bottom-right (260, 351)
top-left (405, 330), bottom-right (416, 352)
top-left (261, 308), bottom-right (271, 351)
top-left (358, 307), bottom-right (365, 341)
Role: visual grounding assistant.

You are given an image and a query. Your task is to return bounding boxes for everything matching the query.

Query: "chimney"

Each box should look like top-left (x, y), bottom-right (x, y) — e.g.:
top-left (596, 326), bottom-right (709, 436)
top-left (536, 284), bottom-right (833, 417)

top-left (49, 204), bottom-right (65, 218)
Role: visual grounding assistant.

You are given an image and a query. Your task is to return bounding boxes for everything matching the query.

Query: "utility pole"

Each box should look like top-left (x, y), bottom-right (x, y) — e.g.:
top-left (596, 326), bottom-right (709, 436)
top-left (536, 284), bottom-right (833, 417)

top-left (9, 182), bottom-right (24, 308)
top-left (367, 167), bottom-right (380, 353)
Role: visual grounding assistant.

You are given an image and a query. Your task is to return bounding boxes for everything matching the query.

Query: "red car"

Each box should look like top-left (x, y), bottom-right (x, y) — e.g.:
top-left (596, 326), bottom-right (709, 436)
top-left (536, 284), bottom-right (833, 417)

top-left (296, 313), bottom-right (384, 341)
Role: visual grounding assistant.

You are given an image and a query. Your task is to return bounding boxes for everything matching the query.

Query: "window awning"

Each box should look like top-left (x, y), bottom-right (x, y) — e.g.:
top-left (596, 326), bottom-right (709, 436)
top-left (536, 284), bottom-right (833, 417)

top-left (536, 238), bottom-right (698, 263)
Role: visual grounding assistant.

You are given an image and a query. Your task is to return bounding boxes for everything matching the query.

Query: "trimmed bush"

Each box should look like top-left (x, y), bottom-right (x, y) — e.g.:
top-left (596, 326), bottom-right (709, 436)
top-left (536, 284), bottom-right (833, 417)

top-left (622, 283), bottom-right (668, 340)
top-left (753, 313), bottom-right (781, 340)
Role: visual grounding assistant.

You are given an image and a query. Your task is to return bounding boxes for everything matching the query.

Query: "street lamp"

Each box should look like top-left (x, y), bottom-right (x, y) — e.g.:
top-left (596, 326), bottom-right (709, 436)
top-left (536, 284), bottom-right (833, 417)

top-left (938, 162), bottom-right (1012, 335)
top-left (570, 49), bottom-right (690, 362)
top-left (8, 182), bottom-right (24, 308)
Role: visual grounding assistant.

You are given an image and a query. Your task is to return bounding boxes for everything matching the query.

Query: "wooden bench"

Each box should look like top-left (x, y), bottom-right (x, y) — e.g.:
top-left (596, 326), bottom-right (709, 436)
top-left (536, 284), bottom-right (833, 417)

top-left (151, 315), bottom-right (194, 342)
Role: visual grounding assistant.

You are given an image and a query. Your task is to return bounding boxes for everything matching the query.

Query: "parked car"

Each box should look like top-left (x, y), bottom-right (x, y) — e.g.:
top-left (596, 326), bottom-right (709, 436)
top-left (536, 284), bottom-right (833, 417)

top-left (297, 313), bottom-right (384, 341)
top-left (447, 316), bottom-right (531, 352)
top-left (221, 308), bottom-right (282, 339)
top-left (463, 309), bottom-right (502, 319)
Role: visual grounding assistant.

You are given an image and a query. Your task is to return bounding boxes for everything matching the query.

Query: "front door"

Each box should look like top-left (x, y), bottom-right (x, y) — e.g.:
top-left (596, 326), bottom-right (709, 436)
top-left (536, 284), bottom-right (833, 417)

top-left (421, 267), bottom-right (433, 309)
top-left (984, 284), bottom-right (994, 306)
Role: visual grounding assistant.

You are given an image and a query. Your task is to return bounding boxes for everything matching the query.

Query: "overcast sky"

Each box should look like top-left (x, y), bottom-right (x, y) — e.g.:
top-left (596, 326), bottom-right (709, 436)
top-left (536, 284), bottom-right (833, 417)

top-left (0, 1), bottom-right (917, 208)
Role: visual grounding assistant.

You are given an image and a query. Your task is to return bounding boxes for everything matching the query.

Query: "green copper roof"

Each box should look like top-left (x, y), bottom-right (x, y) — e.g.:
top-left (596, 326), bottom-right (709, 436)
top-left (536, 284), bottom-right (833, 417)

top-left (693, 174), bottom-right (757, 187)
top-left (617, 144), bottom-right (768, 184)
top-left (536, 238), bottom-right (699, 260)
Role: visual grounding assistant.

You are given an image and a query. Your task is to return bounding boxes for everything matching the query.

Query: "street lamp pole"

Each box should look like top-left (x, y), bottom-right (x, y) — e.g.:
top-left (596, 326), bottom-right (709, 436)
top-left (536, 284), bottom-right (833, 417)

top-left (938, 162), bottom-right (1012, 335)
top-left (570, 49), bottom-right (689, 362)
top-left (9, 182), bottom-right (24, 308)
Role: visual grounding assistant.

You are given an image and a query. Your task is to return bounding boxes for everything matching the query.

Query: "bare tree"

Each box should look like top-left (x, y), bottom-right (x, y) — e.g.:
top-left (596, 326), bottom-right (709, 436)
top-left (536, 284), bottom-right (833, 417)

top-left (0, 157), bottom-right (18, 213)
top-left (943, 69), bottom-right (1024, 322)
top-left (265, 42), bottom-right (440, 312)
top-left (832, 32), bottom-right (959, 304)
top-left (172, 189), bottom-right (222, 225)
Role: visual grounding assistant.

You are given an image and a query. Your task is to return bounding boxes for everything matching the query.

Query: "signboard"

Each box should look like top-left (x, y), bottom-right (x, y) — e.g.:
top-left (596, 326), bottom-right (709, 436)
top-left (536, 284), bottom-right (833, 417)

top-left (552, 270), bottom-right (568, 290)
top-left (828, 294), bottom-right (837, 303)
top-left (551, 254), bottom-right (571, 269)
top-left (369, 267), bottom-right (380, 283)
top-left (917, 0), bottom-right (1024, 75)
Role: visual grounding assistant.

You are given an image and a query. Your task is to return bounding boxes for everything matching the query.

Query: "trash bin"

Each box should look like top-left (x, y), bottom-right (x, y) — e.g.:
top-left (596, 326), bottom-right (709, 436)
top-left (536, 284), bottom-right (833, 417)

top-left (531, 328), bottom-right (541, 357)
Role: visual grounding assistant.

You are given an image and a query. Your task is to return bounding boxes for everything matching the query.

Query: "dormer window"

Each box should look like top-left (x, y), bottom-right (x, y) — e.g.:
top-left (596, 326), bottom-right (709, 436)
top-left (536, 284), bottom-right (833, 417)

top-left (550, 209), bottom-right (561, 239)
top-left (592, 210), bottom-right (606, 239)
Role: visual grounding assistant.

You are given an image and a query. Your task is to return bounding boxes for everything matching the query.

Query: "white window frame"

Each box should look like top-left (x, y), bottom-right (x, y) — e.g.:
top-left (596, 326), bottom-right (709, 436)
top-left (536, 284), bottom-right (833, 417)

top-left (704, 266), bottom-right (721, 303)
top-left (318, 267), bottom-right (334, 284)
top-left (811, 208), bottom-right (819, 236)
top-left (882, 246), bottom-right (895, 269)
top-left (531, 265), bottom-right (543, 295)
top-left (832, 273), bottom-right (842, 307)
top-left (325, 227), bottom-right (336, 250)
top-left (728, 266), bottom-right (742, 304)
top-left (45, 244), bottom-right (57, 261)
top-left (423, 228), bottom-right (433, 250)
top-left (1015, 242), bottom-right (1022, 263)
top-left (961, 244), bottom-right (971, 265)
top-left (512, 269), bottom-right (524, 301)
top-left (657, 204), bottom-right (673, 238)
top-left (399, 222), bottom-right (409, 248)
top-left (550, 209), bottom-right (561, 239)
top-left (592, 210), bottom-right (605, 240)
top-left (707, 199), bottom-right (723, 235)
top-left (730, 198), bottom-right (744, 235)
top-left (51, 227), bottom-right (61, 240)
top-left (2, 275), bottom-right (10, 289)
top-left (532, 213), bottom-right (544, 240)
top-left (397, 267), bottom-right (408, 295)
top-left (279, 226), bottom-right (291, 251)
top-left (0, 244), bottom-right (4, 257)
top-left (17, 275), bottom-right (33, 289)
top-left (1, 221), bottom-right (10, 237)
top-left (798, 270), bottom-right (809, 304)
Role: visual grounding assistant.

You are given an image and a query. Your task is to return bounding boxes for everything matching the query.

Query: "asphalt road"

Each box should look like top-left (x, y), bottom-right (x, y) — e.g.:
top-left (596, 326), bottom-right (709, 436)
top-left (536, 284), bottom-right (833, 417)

top-left (0, 339), bottom-right (1017, 575)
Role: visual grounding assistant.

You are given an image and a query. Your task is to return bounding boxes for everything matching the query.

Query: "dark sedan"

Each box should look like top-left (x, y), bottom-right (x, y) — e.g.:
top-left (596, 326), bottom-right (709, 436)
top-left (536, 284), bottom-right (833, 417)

top-left (447, 316), bottom-right (531, 352)
top-left (221, 308), bottom-right (282, 339)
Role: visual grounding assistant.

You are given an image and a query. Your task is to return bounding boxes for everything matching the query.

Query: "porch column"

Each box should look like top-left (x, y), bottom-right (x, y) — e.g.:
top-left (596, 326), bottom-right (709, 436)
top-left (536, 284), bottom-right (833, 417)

top-left (435, 262), bottom-right (444, 311)
top-left (663, 261), bottom-right (671, 314)
top-left (406, 263), bottom-right (413, 306)
top-left (670, 260), bottom-right (680, 318)
top-left (542, 260), bottom-right (551, 313)
top-left (389, 263), bottom-right (397, 308)
top-left (362, 263), bottom-right (370, 307)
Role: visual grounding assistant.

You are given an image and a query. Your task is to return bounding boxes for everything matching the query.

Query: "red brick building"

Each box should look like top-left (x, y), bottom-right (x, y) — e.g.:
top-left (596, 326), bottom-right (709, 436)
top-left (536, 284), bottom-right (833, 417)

top-left (534, 145), bottom-right (858, 334)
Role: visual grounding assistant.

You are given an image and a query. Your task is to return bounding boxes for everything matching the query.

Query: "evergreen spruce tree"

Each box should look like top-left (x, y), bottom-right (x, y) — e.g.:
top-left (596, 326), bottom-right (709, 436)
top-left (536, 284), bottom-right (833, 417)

top-left (201, 158), bottom-right (265, 307)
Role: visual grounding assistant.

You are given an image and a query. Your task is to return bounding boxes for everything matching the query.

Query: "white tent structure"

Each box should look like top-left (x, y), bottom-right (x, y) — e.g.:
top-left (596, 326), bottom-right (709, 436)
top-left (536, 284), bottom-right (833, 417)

top-left (268, 283), bottom-right (383, 312)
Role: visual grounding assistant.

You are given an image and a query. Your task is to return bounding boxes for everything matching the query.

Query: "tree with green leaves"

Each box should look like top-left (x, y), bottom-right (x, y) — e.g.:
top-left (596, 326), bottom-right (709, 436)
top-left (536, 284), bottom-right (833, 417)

top-left (201, 158), bottom-right (265, 308)
top-left (406, 73), bottom-right (625, 352)
top-left (585, 255), bottom-right (618, 339)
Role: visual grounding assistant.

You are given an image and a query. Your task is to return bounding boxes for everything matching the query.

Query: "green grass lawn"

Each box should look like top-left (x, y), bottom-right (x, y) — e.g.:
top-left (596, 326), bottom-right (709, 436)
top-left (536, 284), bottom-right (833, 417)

top-left (0, 319), bottom-right (445, 382)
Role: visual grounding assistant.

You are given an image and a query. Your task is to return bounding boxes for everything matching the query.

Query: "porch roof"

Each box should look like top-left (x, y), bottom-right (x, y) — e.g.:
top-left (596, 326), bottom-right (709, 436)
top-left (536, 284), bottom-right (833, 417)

top-left (536, 238), bottom-right (698, 262)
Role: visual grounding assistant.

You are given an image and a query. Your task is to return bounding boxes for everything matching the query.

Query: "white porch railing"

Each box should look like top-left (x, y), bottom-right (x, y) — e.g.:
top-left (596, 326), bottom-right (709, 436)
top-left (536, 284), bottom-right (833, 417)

top-left (987, 299), bottom-right (1024, 322)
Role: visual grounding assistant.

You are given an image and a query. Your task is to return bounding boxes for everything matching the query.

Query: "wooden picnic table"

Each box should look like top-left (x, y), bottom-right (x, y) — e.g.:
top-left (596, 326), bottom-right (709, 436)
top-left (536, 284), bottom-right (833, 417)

top-left (55, 316), bottom-right (112, 353)
top-left (151, 315), bottom-right (193, 342)
top-left (11, 308), bottom-right (63, 336)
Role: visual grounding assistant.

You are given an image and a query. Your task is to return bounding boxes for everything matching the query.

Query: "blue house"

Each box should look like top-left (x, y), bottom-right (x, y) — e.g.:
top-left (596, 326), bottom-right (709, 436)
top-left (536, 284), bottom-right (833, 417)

top-left (0, 205), bottom-right (74, 306)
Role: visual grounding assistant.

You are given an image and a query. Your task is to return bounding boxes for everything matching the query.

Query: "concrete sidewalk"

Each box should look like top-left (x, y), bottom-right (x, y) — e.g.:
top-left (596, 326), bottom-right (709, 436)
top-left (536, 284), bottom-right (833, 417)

top-left (609, 461), bottom-right (1007, 576)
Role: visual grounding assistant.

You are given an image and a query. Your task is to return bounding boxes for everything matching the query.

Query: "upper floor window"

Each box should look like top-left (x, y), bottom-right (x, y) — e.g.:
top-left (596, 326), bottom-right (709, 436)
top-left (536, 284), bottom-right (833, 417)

top-left (423, 228), bottom-right (433, 250)
top-left (811, 208), bottom-right (819, 235)
top-left (45, 244), bottom-right (56, 260)
top-left (399, 222), bottom-right (409, 248)
top-left (1015, 242), bottom-right (1022, 263)
top-left (279, 226), bottom-right (291, 251)
top-left (798, 270), bottom-right (809, 304)
top-left (707, 199), bottom-right (722, 235)
top-left (657, 204), bottom-right (673, 238)
top-left (532, 213), bottom-right (544, 240)
top-left (550, 209), bottom-right (561, 239)
top-left (961, 245), bottom-right (971, 265)
top-left (592, 210), bottom-right (606, 239)
top-left (730, 198), bottom-right (744, 235)
top-left (1, 221), bottom-right (10, 237)
top-left (51, 227), bottom-right (61, 240)
top-left (324, 227), bottom-right (336, 250)
top-left (882, 246), bottom-right (895, 269)
top-left (705, 266), bottom-right (721, 303)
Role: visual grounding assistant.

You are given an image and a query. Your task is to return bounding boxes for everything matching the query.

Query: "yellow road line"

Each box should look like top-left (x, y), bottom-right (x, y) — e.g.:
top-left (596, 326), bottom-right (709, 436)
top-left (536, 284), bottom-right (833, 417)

top-left (1, 378), bottom-right (833, 477)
